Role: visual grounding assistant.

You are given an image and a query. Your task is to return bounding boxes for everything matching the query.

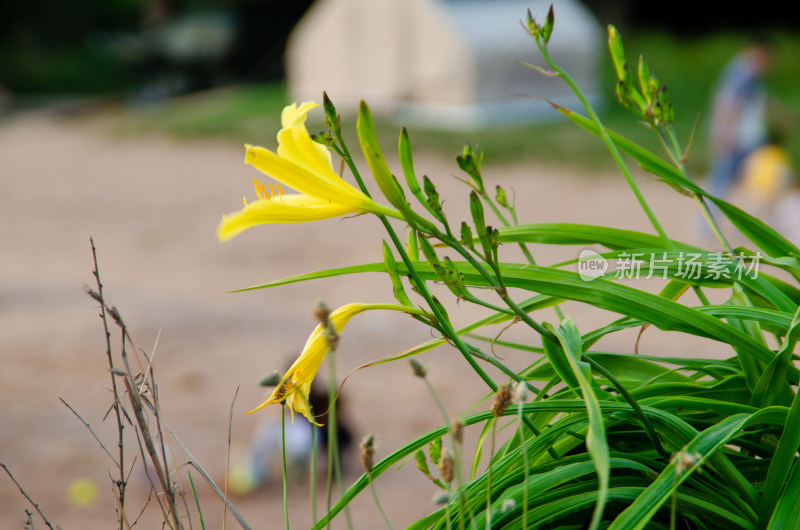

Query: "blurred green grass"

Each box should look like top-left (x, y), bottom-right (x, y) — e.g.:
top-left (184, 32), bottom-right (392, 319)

top-left (117, 31), bottom-right (800, 175)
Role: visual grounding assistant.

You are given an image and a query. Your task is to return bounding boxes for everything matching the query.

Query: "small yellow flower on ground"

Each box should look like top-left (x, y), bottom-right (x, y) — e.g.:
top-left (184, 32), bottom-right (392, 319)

top-left (217, 102), bottom-right (401, 242)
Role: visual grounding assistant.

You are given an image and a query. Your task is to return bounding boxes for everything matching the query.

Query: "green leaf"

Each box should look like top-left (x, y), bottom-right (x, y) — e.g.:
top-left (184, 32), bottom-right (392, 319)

top-left (382, 240), bottom-right (413, 307)
top-left (766, 458), bottom-right (800, 529)
top-left (554, 106), bottom-right (800, 259)
top-left (548, 317), bottom-right (609, 530)
top-left (471, 416), bottom-right (496, 481)
top-left (235, 261), bottom-right (782, 373)
top-left (429, 436), bottom-right (442, 465)
top-left (497, 222), bottom-right (702, 251)
top-left (398, 127), bottom-right (422, 197)
top-left (758, 309), bottom-right (800, 527)
top-left (608, 409), bottom-right (785, 529)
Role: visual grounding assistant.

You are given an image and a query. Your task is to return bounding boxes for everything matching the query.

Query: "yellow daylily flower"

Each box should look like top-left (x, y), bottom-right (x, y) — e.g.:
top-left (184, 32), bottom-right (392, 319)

top-left (247, 302), bottom-right (426, 424)
top-left (217, 102), bottom-right (401, 242)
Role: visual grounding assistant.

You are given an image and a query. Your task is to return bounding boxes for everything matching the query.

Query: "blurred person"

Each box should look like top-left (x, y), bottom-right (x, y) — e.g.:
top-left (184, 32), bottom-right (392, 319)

top-left (733, 132), bottom-right (793, 219)
top-left (230, 374), bottom-right (353, 494)
top-left (773, 172), bottom-right (800, 248)
top-left (706, 36), bottom-right (773, 201)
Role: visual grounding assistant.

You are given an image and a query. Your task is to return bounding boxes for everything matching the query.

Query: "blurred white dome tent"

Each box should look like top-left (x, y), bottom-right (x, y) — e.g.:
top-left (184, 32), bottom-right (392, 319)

top-left (285, 0), bottom-right (603, 129)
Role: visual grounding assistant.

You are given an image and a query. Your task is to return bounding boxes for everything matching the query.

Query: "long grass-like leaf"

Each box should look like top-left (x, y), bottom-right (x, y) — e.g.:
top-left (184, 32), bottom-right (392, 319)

top-left (548, 318), bottom-right (610, 530)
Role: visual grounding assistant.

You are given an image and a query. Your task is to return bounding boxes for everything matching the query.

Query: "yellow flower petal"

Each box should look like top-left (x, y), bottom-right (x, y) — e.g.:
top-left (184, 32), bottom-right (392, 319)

top-left (217, 194), bottom-right (357, 241)
top-left (247, 303), bottom-right (372, 423)
top-left (281, 102), bottom-right (333, 169)
top-left (218, 101), bottom-right (403, 243)
top-left (276, 126), bottom-right (336, 183)
top-left (281, 101), bottom-right (319, 129)
top-left (245, 145), bottom-right (375, 211)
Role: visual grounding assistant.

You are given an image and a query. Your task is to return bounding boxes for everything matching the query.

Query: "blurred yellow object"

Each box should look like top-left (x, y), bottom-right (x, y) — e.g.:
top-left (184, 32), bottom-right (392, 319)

top-left (67, 477), bottom-right (99, 507)
top-left (741, 144), bottom-right (792, 201)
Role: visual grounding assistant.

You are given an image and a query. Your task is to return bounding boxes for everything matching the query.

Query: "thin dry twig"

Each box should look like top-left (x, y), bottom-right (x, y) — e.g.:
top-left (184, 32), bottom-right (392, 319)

top-left (60, 398), bottom-right (119, 467)
top-left (1, 462), bottom-right (58, 530)
top-left (88, 237), bottom-right (128, 526)
top-left (119, 365), bottom-right (182, 529)
top-left (164, 423), bottom-right (252, 530)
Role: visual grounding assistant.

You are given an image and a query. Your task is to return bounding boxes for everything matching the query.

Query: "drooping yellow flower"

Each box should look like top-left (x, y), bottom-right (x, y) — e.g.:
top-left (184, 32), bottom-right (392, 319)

top-left (248, 302), bottom-right (425, 424)
top-left (217, 102), bottom-right (401, 242)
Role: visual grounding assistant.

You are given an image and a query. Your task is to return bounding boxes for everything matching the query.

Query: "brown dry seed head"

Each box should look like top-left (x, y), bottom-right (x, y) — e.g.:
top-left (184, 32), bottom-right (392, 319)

top-left (409, 358), bottom-right (427, 378)
top-left (360, 433), bottom-right (376, 472)
top-left (673, 451), bottom-right (702, 475)
top-left (451, 420), bottom-right (464, 445)
top-left (492, 383), bottom-right (512, 417)
top-left (313, 299), bottom-right (331, 325)
top-left (323, 321), bottom-right (340, 350)
top-left (438, 448), bottom-right (454, 485)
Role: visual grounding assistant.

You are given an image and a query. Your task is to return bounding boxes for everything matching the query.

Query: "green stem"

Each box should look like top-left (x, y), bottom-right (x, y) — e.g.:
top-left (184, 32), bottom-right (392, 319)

top-left (537, 41), bottom-right (671, 249)
top-left (486, 421), bottom-right (497, 529)
top-left (540, 39), bottom-right (720, 311)
top-left (326, 349), bottom-right (353, 530)
top-left (310, 408), bottom-right (317, 525)
top-left (517, 403), bottom-right (529, 529)
top-left (329, 115), bottom-right (499, 391)
top-left (282, 404), bottom-right (290, 530)
top-left (476, 187), bottom-right (538, 267)
top-left (367, 474), bottom-right (393, 530)
top-left (421, 377), bottom-right (467, 530)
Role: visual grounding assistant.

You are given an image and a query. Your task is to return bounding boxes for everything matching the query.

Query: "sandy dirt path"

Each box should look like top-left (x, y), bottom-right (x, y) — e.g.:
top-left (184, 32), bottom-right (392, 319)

top-left (0, 111), bottom-right (725, 529)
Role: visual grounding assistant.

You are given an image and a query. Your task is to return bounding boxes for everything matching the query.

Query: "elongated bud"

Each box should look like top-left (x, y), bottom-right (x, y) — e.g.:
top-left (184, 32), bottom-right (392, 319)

top-left (607, 25), bottom-right (627, 82)
top-left (398, 127), bottom-right (422, 197)
top-left (357, 102), bottom-right (405, 206)
top-left (495, 185), bottom-right (510, 209)
top-left (429, 436), bottom-right (442, 464)
top-left (656, 86), bottom-right (675, 126)
top-left (322, 91), bottom-right (338, 131)
top-left (469, 191), bottom-right (493, 260)
top-left (410, 358), bottom-right (427, 378)
top-left (525, 8), bottom-right (536, 34)
top-left (540, 4), bottom-right (555, 45)
top-left (406, 229), bottom-right (420, 261)
top-left (492, 383), bottom-right (512, 417)
top-left (456, 142), bottom-right (484, 189)
top-left (460, 222), bottom-right (475, 252)
top-left (422, 175), bottom-right (445, 222)
top-left (382, 241), bottom-right (413, 307)
top-left (637, 55), bottom-right (652, 105)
